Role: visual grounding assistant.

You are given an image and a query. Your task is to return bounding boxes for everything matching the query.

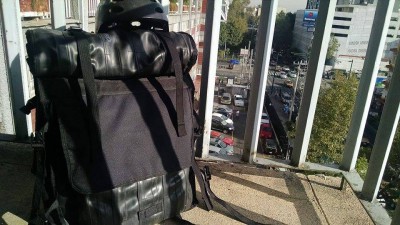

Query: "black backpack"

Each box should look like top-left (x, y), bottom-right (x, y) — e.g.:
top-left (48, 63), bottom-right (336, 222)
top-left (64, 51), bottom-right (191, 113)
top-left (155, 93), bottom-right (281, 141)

top-left (23, 27), bottom-right (264, 225)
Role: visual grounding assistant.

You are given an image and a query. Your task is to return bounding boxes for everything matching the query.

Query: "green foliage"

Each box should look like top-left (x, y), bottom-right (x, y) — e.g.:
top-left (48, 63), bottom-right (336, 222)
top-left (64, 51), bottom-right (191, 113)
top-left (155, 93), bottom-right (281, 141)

top-left (218, 49), bottom-right (231, 59)
top-left (308, 74), bottom-right (359, 163)
top-left (219, 0), bottom-right (250, 49)
top-left (272, 12), bottom-right (295, 53)
top-left (388, 124), bottom-right (400, 176)
top-left (356, 156), bottom-right (369, 179)
top-left (327, 36), bottom-right (340, 60)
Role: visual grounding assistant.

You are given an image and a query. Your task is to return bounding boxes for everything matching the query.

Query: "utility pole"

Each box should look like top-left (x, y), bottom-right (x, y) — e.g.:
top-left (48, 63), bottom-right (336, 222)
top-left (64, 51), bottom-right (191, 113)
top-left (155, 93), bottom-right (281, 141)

top-left (270, 52), bottom-right (280, 94)
top-left (289, 60), bottom-right (307, 121)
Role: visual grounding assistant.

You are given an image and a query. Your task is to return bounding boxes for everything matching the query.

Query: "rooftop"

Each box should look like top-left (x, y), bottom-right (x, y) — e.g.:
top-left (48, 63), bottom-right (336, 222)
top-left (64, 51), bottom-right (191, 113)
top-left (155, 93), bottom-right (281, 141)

top-left (0, 141), bottom-right (375, 225)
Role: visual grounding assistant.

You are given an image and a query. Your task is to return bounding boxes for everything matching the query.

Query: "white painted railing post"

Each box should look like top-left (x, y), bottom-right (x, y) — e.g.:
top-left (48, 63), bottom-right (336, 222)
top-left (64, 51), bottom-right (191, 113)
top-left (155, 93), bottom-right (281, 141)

top-left (242, 0), bottom-right (277, 163)
top-left (291, 0), bottom-right (336, 166)
top-left (341, 0), bottom-right (395, 171)
top-left (79, 0), bottom-right (89, 31)
top-left (198, 0), bottom-right (222, 158)
top-left (0, 0), bottom-right (32, 139)
top-left (392, 199), bottom-right (400, 225)
top-left (50, 0), bottom-right (67, 30)
top-left (361, 3), bottom-right (399, 202)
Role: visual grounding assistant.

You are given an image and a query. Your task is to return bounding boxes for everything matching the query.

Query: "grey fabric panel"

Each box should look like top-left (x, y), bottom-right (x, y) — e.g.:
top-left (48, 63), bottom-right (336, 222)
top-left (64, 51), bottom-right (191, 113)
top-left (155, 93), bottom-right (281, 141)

top-left (39, 76), bottom-right (194, 193)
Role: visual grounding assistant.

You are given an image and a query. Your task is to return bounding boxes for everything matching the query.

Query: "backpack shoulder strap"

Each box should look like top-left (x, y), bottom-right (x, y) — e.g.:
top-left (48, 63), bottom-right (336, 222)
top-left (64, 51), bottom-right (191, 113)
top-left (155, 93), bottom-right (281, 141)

top-left (154, 31), bottom-right (187, 137)
top-left (69, 28), bottom-right (103, 158)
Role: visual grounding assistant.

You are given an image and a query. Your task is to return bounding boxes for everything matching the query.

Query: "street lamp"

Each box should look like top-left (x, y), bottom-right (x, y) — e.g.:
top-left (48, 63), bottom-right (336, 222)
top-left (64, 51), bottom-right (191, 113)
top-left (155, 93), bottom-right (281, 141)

top-left (288, 52), bottom-right (309, 120)
top-left (348, 59), bottom-right (354, 79)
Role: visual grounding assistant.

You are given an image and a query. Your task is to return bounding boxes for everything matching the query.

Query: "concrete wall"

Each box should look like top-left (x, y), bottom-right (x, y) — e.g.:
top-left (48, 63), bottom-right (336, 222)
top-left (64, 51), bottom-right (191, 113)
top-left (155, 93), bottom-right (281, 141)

top-left (0, 18), bottom-right (15, 135)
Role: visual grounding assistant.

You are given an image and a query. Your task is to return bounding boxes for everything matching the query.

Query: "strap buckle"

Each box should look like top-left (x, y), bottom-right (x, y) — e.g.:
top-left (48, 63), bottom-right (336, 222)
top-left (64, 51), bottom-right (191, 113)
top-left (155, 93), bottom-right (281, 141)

top-left (67, 26), bottom-right (83, 32)
top-left (31, 132), bottom-right (44, 149)
top-left (201, 166), bottom-right (212, 181)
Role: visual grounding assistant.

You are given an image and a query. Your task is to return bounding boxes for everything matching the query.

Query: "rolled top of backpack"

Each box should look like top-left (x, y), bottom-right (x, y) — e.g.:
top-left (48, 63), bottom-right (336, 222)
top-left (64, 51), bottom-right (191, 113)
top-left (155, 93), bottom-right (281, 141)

top-left (25, 28), bottom-right (197, 79)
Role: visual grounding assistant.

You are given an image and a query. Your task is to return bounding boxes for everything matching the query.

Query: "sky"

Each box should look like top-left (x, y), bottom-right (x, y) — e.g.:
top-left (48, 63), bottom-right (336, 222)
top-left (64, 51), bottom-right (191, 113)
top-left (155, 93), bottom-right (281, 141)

top-left (250, 0), bottom-right (308, 12)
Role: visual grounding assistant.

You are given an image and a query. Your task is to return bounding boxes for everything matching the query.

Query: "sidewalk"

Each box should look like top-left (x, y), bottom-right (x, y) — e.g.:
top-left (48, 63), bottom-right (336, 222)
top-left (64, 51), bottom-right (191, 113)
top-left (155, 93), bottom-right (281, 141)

top-left (0, 141), bottom-right (374, 225)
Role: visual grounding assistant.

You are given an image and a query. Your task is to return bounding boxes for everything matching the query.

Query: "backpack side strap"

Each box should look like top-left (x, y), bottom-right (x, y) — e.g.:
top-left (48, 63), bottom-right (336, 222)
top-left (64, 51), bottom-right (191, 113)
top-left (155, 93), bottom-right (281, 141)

top-left (191, 161), bottom-right (269, 225)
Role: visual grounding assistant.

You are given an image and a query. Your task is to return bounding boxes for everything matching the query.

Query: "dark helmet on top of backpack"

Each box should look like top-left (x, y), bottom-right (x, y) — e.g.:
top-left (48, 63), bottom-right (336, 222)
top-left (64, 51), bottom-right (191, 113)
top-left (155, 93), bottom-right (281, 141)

top-left (95, 0), bottom-right (169, 33)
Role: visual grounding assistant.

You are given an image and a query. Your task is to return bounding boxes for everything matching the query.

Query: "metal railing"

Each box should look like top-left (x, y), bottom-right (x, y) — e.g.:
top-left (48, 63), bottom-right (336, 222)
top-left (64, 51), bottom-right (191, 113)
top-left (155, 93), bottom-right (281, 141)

top-left (0, 0), bottom-right (398, 224)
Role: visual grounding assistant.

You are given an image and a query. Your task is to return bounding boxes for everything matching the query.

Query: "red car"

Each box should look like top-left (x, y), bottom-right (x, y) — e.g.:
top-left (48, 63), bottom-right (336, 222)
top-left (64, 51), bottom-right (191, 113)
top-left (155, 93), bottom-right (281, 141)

top-left (260, 123), bottom-right (273, 139)
top-left (210, 130), bottom-right (234, 145)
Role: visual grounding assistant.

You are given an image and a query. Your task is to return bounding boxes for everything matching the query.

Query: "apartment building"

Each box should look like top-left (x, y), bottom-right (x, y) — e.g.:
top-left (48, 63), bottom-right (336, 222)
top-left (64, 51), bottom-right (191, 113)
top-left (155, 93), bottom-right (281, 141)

top-left (293, 0), bottom-right (400, 74)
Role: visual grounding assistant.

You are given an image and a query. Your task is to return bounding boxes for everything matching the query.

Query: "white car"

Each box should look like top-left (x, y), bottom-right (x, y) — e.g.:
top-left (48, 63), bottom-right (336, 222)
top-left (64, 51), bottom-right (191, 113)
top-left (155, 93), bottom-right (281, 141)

top-left (261, 113), bottom-right (270, 124)
top-left (279, 72), bottom-right (287, 79)
top-left (233, 94), bottom-right (245, 107)
top-left (212, 113), bottom-right (233, 124)
top-left (282, 66), bottom-right (290, 72)
top-left (288, 71), bottom-right (297, 78)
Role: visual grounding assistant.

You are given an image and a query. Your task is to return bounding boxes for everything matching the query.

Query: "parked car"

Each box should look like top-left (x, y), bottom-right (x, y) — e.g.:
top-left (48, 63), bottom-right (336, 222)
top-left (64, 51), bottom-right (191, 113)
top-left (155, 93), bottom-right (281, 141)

top-left (261, 112), bottom-right (270, 124)
top-left (209, 138), bottom-right (234, 155)
top-left (288, 71), bottom-right (297, 78)
top-left (212, 113), bottom-right (233, 124)
top-left (281, 92), bottom-right (291, 104)
top-left (233, 94), bottom-right (245, 107)
top-left (279, 72), bottom-right (287, 79)
top-left (220, 93), bottom-right (232, 105)
top-left (212, 116), bottom-right (234, 133)
top-left (210, 130), bottom-right (234, 146)
top-left (282, 66), bottom-right (290, 72)
top-left (263, 138), bottom-right (278, 155)
top-left (214, 105), bottom-right (233, 117)
top-left (260, 123), bottom-right (273, 139)
top-left (284, 79), bottom-right (294, 88)
top-left (361, 137), bottom-right (371, 147)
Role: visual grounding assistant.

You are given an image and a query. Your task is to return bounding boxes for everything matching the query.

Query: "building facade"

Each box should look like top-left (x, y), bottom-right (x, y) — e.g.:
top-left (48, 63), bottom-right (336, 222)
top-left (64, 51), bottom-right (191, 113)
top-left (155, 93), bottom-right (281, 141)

top-left (293, 0), bottom-right (400, 74)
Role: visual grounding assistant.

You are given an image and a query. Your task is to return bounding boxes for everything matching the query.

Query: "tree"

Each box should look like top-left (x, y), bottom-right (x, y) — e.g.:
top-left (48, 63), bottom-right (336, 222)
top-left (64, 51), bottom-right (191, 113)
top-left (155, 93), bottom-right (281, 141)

top-left (326, 36), bottom-right (340, 61)
top-left (308, 73), bottom-right (359, 163)
top-left (271, 12), bottom-right (296, 64)
top-left (219, 0), bottom-right (250, 50)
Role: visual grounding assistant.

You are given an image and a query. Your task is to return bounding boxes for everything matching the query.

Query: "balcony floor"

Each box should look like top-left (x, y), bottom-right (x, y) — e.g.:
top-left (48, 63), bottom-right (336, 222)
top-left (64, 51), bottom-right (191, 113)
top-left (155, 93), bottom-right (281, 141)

top-left (0, 142), bottom-right (373, 225)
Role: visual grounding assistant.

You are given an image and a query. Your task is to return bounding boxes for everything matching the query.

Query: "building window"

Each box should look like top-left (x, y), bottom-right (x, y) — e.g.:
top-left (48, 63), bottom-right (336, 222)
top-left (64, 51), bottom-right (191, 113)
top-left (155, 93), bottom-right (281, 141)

top-left (332, 33), bottom-right (348, 37)
top-left (332, 25), bottom-right (350, 29)
top-left (397, 35), bottom-right (400, 38)
top-left (389, 26), bottom-right (396, 30)
top-left (349, 41), bottom-right (359, 45)
top-left (391, 17), bottom-right (398, 21)
top-left (336, 7), bottom-right (354, 13)
top-left (334, 16), bottom-right (352, 21)
top-left (387, 34), bottom-right (394, 38)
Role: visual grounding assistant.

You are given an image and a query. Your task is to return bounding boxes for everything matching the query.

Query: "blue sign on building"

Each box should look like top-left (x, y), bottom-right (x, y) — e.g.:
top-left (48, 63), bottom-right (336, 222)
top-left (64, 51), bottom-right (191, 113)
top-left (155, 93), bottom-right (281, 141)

top-left (303, 10), bottom-right (318, 22)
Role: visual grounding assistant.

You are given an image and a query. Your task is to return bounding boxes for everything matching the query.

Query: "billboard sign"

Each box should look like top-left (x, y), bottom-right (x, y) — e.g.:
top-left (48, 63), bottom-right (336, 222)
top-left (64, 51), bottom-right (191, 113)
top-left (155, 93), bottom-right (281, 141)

top-left (303, 22), bottom-right (316, 27)
top-left (240, 48), bottom-right (249, 56)
top-left (303, 10), bottom-right (318, 22)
